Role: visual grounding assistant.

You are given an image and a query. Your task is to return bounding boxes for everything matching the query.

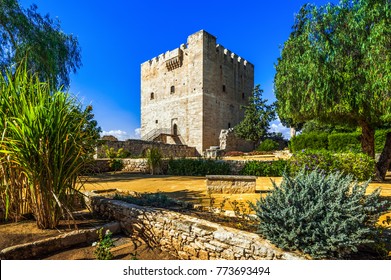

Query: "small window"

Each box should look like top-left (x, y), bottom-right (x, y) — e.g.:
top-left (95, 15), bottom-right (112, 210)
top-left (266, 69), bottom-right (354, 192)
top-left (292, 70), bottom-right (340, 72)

top-left (150, 92), bottom-right (154, 100)
top-left (228, 123), bottom-right (231, 129)
top-left (242, 92), bottom-right (245, 99)
top-left (222, 85), bottom-right (226, 92)
top-left (155, 120), bottom-right (158, 124)
top-left (170, 86), bottom-right (175, 94)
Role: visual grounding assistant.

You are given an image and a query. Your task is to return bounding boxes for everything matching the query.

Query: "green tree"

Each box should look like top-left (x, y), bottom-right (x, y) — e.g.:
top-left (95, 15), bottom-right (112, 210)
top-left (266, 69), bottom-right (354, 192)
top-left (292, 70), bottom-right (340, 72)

top-left (274, 0), bottom-right (391, 180)
top-left (234, 85), bottom-right (276, 148)
top-left (0, 0), bottom-right (81, 88)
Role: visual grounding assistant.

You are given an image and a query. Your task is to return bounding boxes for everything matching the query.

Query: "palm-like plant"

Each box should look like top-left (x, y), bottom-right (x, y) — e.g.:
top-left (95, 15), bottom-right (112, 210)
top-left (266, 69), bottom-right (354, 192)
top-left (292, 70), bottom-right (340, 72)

top-left (0, 64), bottom-right (100, 229)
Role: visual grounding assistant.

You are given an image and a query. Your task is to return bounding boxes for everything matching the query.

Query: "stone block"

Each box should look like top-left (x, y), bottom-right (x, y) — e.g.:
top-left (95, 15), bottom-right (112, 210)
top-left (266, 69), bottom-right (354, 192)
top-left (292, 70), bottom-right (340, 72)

top-left (206, 175), bottom-right (256, 194)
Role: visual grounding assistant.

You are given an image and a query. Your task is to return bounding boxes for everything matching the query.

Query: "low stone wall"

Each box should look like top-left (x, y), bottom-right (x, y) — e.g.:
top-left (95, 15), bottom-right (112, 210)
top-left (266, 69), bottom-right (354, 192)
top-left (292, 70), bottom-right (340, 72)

top-left (96, 139), bottom-right (198, 158)
top-left (0, 222), bottom-right (121, 260)
top-left (206, 175), bottom-right (256, 194)
top-left (85, 193), bottom-right (306, 260)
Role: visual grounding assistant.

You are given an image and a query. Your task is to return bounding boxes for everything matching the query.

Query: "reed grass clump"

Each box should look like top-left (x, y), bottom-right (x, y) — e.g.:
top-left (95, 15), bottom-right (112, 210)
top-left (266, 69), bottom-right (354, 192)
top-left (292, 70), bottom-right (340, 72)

top-left (0, 65), bottom-right (100, 229)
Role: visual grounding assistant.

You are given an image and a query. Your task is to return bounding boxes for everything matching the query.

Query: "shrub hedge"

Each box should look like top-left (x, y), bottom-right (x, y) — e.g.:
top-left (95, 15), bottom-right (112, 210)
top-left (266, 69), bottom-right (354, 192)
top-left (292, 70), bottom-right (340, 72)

top-left (290, 129), bottom-right (391, 153)
top-left (289, 150), bottom-right (375, 181)
top-left (289, 133), bottom-right (329, 152)
top-left (328, 132), bottom-right (361, 152)
top-left (239, 160), bottom-right (289, 177)
top-left (167, 158), bottom-right (231, 176)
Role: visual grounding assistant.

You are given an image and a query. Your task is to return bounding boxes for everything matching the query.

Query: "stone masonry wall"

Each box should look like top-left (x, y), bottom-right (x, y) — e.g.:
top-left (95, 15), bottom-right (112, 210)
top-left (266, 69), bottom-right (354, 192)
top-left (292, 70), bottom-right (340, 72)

top-left (96, 139), bottom-right (198, 158)
top-left (140, 30), bottom-right (254, 154)
top-left (86, 193), bottom-right (306, 260)
top-left (219, 129), bottom-right (254, 152)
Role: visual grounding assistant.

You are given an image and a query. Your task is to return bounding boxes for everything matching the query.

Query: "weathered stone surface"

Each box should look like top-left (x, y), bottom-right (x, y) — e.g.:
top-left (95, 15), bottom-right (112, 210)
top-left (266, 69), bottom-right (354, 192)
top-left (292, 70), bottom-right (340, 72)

top-left (198, 250), bottom-right (209, 260)
top-left (140, 30), bottom-right (254, 155)
top-left (84, 192), bottom-right (308, 261)
top-left (96, 140), bottom-right (197, 160)
top-left (206, 175), bottom-right (256, 194)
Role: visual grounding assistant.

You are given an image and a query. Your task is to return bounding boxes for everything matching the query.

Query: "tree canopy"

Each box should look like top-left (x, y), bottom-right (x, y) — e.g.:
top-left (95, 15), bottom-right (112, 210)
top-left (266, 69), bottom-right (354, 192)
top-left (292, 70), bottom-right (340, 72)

top-left (274, 0), bottom-right (391, 179)
top-left (234, 85), bottom-right (276, 146)
top-left (0, 0), bottom-right (81, 88)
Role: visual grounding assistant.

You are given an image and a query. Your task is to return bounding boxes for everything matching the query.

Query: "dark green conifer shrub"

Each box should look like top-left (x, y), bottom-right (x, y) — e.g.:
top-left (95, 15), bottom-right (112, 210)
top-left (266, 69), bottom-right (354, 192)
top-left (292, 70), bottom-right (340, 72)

top-left (252, 169), bottom-right (389, 259)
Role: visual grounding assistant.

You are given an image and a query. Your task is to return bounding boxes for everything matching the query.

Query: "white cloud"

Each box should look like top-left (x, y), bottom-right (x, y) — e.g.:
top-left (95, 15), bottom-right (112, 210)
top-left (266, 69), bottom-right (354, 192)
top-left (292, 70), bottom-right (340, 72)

top-left (101, 128), bottom-right (141, 141)
top-left (269, 119), bottom-right (291, 140)
top-left (101, 130), bottom-right (131, 141)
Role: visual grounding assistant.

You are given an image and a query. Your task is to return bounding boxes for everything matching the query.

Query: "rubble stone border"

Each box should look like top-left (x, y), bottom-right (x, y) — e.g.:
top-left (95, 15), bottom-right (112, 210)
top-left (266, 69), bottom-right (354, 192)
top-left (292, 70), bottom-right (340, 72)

top-left (85, 192), bottom-right (307, 260)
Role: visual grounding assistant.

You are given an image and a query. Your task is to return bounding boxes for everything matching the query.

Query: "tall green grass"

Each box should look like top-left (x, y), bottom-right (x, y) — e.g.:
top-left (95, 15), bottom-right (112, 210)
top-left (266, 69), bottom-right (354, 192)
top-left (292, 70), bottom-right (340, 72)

top-left (0, 65), bottom-right (99, 229)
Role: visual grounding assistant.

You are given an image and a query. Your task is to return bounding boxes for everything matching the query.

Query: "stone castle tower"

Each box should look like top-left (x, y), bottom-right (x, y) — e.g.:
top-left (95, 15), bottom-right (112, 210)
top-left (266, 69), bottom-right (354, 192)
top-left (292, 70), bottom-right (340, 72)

top-left (140, 30), bottom-right (254, 154)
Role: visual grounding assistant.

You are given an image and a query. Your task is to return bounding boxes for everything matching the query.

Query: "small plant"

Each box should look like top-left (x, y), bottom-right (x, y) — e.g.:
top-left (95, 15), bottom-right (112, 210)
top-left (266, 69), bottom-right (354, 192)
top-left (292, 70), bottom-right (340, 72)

top-left (257, 139), bottom-right (279, 152)
top-left (93, 228), bottom-right (115, 260)
top-left (109, 159), bottom-right (123, 171)
top-left (145, 147), bottom-right (163, 175)
top-left (229, 200), bottom-right (252, 220)
top-left (251, 169), bottom-right (390, 259)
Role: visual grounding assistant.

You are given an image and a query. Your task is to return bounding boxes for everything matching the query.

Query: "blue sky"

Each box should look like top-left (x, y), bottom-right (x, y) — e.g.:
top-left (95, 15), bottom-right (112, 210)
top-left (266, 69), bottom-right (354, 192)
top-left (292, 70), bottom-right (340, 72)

top-left (20, 0), bottom-right (337, 140)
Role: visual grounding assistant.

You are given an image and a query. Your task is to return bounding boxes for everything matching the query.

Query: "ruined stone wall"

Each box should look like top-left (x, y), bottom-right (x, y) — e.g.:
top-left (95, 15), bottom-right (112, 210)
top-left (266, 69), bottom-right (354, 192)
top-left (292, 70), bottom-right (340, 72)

top-left (140, 30), bottom-right (254, 155)
top-left (96, 139), bottom-right (198, 159)
top-left (219, 129), bottom-right (254, 152)
top-left (86, 194), bottom-right (306, 260)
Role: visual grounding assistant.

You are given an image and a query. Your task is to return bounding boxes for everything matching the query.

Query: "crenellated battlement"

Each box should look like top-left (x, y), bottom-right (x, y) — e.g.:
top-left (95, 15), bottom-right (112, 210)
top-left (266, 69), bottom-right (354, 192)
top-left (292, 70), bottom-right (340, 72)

top-left (216, 44), bottom-right (253, 68)
top-left (142, 43), bottom-right (188, 68)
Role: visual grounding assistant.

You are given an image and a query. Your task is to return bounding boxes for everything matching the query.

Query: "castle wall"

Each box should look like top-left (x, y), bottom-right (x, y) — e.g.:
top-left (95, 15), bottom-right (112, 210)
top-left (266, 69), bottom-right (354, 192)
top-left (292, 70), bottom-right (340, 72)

top-left (202, 33), bottom-right (254, 150)
top-left (140, 32), bottom-right (204, 153)
top-left (140, 30), bottom-right (254, 154)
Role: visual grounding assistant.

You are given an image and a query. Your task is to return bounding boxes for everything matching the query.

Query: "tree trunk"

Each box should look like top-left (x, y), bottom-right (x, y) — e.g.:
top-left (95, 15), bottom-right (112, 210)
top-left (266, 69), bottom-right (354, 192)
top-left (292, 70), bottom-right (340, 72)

top-left (360, 122), bottom-right (375, 158)
top-left (375, 132), bottom-right (391, 181)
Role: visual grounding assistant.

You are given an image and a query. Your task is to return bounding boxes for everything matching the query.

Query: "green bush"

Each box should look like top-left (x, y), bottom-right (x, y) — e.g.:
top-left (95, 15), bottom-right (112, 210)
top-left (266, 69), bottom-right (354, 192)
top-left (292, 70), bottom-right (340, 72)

top-left (145, 147), bottom-right (163, 175)
top-left (257, 139), bottom-right (279, 152)
top-left (239, 160), bottom-right (289, 177)
top-left (328, 132), bottom-right (361, 152)
top-left (167, 159), bottom-right (231, 176)
top-left (289, 150), bottom-right (375, 181)
top-left (108, 159), bottom-right (123, 171)
top-left (289, 133), bottom-right (328, 152)
top-left (252, 169), bottom-right (390, 259)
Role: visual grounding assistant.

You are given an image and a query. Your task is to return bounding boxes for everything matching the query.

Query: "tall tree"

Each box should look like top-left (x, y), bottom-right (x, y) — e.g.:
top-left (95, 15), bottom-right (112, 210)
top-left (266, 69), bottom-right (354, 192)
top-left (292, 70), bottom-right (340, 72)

top-left (0, 0), bottom-right (81, 88)
top-left (234, 85), bottom-right (276, 148)
top-left (274, 0), bottom-right (391, 180)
